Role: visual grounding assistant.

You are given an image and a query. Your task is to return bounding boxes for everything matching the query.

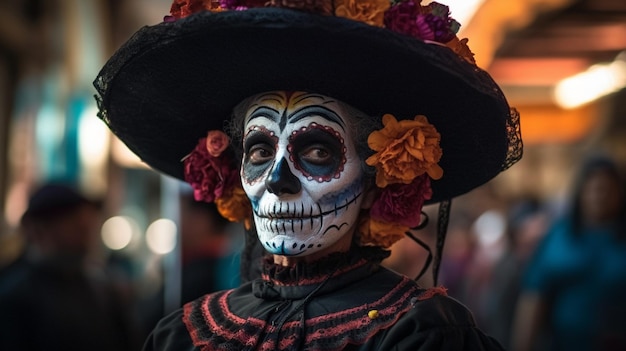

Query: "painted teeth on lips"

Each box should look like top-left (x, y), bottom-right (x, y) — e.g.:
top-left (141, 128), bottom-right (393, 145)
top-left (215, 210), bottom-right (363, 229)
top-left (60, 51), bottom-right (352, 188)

top-left (256, 192), bottom-right (363, 219)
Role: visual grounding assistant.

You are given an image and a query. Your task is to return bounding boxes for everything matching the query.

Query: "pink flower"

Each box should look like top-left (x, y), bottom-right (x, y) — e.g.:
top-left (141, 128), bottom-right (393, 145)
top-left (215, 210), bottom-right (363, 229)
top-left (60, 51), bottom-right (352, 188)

top-left (369, 174), bottom-right (432, 228)
top-left (205, 130), bottom-right (230, 157)
top-left (183, 136), bottom-right (238, 203)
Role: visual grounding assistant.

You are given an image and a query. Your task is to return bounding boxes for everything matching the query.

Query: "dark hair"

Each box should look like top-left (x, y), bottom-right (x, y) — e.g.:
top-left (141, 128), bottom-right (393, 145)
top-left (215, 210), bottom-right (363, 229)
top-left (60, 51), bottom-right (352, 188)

top-left (20, 183), bottom-right (100, 227)
top-left (568, 154), bottom-right (626, 237)
top-left (505, 197), bottom-right (543, 249)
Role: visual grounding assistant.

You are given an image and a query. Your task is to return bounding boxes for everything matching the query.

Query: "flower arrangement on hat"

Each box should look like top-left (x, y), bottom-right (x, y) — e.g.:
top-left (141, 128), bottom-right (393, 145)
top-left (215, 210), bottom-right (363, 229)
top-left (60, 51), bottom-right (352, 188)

top-left (183, 130), bottom-right (253, 229)
top-left (168, 0), bottom-right (475, 64)
top-left (359, 114), bottom-right (442, 248)
top-left (185, 112), bottom-right (443, 249)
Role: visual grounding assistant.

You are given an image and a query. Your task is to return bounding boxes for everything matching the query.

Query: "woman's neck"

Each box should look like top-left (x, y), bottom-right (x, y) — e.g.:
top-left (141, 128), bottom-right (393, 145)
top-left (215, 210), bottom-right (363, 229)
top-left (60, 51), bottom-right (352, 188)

top-left (273, 231), bottom-right (354, 266)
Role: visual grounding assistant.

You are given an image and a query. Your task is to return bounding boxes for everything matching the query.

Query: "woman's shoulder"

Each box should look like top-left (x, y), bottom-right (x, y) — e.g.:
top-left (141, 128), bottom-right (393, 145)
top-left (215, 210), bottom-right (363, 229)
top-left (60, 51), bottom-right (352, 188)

top-left (410, 287), bottom-right (478, 325)
top-left (143, 286), bottom-right (250, 351)
top-left (366, 288), bottom-right (505, 350)
top-left (143, 307), bottom-right (194, 351)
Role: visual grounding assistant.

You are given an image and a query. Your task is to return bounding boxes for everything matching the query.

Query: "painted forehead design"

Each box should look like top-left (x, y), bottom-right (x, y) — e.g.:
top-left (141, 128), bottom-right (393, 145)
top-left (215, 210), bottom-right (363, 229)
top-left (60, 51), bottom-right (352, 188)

top-left (245, 91), bottom-right (347, 131)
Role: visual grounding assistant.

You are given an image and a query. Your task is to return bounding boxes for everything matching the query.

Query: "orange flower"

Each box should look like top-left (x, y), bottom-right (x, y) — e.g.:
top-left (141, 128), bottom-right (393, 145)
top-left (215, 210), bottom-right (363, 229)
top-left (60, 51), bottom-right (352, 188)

top-left (170, 0), bottom-right (222, 19)
top-left (216, 185), bottom-right (252, 225)
top-left (366, 114), bottom-right (443, 188)
top-left (335, 0), bottom-right (390, 27)
top-left (445, 37), bottom-right (476, 65)
top-left (358, 216), bottom-right (408, 248)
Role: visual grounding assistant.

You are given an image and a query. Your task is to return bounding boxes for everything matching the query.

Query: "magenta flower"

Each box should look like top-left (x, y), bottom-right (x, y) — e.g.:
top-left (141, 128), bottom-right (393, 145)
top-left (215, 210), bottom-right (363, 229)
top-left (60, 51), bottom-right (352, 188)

top-left (370, 174), bottom-right (433, 228)
top-left (384, 0), bottom-right (459, 43)
top-left (183, 136), bottom-right (238, 203)
top-left (219, 0), bottom-right (266, 10)
top-left (384, 0), bottom-right (422, 39)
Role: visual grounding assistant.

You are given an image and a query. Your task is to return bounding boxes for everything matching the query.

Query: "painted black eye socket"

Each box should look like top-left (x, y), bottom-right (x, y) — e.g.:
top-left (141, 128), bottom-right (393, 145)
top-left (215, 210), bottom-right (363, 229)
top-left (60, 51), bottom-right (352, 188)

top-left (299, 145), bottom-right (332, 165)
top-left (244, 131), bottom-right (277, 166)
top-left (248, 145), bottom-right (275, 165)
top-left (290, 128), bottom-right (343, 178)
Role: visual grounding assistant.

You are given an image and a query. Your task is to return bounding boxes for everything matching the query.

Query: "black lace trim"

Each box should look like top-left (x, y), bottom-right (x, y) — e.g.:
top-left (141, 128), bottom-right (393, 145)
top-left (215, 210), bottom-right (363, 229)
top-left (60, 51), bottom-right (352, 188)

top-left (261, 245), bottom-right (390, 285)
top-left (502, 107), bottom-right (523, 171)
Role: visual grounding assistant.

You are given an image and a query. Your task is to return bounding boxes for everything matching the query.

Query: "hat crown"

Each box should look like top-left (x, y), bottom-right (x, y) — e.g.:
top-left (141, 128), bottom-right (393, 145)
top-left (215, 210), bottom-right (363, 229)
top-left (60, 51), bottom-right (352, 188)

top-left (166, 0), bottom-right (475, 64)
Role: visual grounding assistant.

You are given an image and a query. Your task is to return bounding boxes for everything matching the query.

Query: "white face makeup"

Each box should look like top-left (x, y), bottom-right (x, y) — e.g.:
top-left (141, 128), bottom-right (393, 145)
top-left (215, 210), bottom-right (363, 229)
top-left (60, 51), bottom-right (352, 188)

top-left (241, 91), bottom-right (365, 257)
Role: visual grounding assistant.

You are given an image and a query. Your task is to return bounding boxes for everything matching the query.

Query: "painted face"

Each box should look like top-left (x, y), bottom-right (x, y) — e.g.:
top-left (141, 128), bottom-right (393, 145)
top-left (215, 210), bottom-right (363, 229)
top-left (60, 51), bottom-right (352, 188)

top-left (241, 91), bottom-right (365, 257)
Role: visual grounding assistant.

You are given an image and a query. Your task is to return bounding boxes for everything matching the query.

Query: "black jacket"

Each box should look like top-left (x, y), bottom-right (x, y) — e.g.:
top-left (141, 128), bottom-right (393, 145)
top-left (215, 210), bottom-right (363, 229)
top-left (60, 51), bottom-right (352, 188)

top-left (145, 247), bottom-right (504, 350)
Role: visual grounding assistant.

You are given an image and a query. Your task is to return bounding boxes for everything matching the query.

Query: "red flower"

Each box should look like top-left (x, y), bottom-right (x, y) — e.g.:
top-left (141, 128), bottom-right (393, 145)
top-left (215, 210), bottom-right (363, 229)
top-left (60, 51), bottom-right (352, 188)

top-left (369, 174), bottom-right (432, 228)
top-left (183, 136), bottom-right (238, 203)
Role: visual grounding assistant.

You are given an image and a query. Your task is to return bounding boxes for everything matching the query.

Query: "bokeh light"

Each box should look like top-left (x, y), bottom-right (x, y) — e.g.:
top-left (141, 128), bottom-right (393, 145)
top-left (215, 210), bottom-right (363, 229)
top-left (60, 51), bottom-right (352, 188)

top-left (145, 218), bottom-right (177, 255)
top-left (101, 216), bottom-right (136, 250)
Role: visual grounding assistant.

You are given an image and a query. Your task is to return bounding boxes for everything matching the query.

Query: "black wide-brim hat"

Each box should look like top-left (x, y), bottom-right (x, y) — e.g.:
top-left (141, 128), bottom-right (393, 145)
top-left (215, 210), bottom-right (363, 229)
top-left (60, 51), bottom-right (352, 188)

top-left (95, 6), bottom-right (522, 203)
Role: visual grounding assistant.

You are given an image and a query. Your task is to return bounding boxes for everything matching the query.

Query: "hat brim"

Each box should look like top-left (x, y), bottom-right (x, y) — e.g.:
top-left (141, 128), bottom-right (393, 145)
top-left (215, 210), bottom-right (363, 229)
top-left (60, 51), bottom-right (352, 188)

top-left (95, 7), bottom-right (515, 203)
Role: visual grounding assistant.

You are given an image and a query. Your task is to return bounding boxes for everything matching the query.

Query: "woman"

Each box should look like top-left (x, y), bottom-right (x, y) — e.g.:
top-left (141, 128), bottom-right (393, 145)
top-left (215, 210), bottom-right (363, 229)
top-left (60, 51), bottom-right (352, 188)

top-left (94, 0), bottom-right (522, 349)
top-left (512, 155), bottom-right (626, 351)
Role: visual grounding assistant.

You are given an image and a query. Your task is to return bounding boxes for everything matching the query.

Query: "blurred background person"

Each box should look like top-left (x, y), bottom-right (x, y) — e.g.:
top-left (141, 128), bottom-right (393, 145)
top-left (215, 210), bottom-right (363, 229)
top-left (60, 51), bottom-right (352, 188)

top-left (511, 155), bottom-right (626, 351)
top-left (482, 199), bottom-right (550, 349)
top-left (0, 183), bottom-right (140, 351)
top-left (438, 209), bottom-right (476, 300)
top-left (136, 191), bottom-right (242, 340)
top-left (178, 193), bottom-right (241, 300)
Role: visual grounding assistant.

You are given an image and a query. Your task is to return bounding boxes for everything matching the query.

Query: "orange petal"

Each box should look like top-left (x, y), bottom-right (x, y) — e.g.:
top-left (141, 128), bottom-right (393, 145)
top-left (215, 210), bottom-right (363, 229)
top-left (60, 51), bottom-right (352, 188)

top-left (427, 164), bottom-right (444, 180)
top-left (381, 114), bottom-right (398, 126)
top-left (406, 147), bottom-right (425, 161)
top-left (367, 131), bottom-right (390, 151)
top-left (375, 171), bottom-right (389, 188)
top-left (365, 153), bottom-right (379, 166)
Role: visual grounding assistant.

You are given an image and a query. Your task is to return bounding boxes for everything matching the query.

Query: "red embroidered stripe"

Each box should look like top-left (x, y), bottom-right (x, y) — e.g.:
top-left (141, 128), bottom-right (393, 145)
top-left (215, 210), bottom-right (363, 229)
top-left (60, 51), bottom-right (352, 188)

top-left (183, 273), bottom-right (423, 350)
top-left (418, 286), bottom-right (448, 301)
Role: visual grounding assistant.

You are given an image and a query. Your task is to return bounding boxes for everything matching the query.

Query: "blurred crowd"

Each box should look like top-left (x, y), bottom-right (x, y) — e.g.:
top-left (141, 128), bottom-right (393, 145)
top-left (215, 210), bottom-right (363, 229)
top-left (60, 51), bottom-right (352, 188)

top-left (383, 154), bottom-right (626, 351)
top-left (0, 183), bottom-right (242, 350)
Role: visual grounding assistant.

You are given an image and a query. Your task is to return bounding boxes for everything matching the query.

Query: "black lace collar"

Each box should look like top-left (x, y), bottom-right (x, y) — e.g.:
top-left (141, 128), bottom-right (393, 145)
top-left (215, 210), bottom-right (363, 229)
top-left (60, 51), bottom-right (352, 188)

top-left (253, 246), bottom-right (390, 300)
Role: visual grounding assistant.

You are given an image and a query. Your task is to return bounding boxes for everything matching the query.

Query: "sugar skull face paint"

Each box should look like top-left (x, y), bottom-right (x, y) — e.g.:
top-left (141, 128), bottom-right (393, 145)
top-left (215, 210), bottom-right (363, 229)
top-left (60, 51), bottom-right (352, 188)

top-left (241, 91), bottom-right (365, 256)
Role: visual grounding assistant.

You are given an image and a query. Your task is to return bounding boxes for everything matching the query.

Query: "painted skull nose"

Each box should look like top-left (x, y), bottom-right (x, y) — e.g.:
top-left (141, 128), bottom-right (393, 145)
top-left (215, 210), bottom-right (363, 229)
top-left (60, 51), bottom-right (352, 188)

top-left (265, 158), bottom-right (301, 195)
